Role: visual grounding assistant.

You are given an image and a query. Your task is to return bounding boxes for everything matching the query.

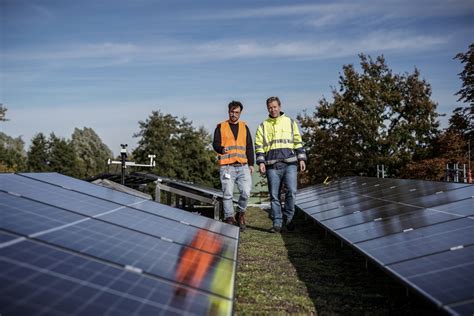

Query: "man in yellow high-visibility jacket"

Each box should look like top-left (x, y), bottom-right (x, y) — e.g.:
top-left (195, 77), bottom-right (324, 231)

top-left (213, 101), bottom-right (254, 231)
top-left (255, 96), bottom-right (306, 233)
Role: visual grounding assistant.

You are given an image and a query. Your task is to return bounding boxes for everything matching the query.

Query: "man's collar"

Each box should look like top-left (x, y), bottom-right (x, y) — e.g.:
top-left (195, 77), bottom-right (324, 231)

top-left (268, 112), bottom-right (285, 119)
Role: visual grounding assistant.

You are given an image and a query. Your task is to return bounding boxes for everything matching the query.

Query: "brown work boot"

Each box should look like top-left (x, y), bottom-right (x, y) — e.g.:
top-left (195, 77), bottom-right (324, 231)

top-left (224, 217), bottom-right (236, 225)
top-left (237, 212), bottom-right (246, 231)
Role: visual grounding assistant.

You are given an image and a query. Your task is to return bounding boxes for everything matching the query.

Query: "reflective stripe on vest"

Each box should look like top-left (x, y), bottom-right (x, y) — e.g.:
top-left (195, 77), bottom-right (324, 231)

top-left (259, 116), bottom-right (295, 153)
top-left (218, 121), bottom-right (248, 165)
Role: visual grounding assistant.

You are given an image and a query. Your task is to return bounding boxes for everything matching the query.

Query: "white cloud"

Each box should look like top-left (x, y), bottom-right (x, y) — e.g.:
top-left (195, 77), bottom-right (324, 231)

top-left (204, 3), bottom-right (355, 19)
top-left (1, 31), bottom-right (448, 69)
top-left (203, 1), bottom-right (474, 20)
top-left (2, 42), bottom-right (140, 61)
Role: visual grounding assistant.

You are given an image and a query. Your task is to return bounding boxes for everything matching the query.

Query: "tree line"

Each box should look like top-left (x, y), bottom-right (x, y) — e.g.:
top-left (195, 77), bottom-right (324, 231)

top-left (1, 44), bottom-right (472, 186)
top-left (0, 127), bottom-right (113, 179)
top-left (298, 45), bottom-right (473, 183)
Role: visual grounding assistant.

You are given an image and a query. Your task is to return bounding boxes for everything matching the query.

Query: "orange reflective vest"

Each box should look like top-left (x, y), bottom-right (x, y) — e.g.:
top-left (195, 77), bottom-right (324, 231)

top-left (175, 229), bottom-right (223, 289)
top-left (217, 121), bottom-right (248, 165)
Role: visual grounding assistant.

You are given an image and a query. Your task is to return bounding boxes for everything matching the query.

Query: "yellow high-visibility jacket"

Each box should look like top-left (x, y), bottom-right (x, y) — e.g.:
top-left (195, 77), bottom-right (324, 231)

top-left (254, 113), bottom-right (306, 166)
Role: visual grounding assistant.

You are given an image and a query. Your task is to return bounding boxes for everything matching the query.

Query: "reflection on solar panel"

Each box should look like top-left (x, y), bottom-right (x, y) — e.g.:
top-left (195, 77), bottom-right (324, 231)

top-left (296, 177), bottom-right (474, 315)
top-left (1, 172), bottom-right (239, 315)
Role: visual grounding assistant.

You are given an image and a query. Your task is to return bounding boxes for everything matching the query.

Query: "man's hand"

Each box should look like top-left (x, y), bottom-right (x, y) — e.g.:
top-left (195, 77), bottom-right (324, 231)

top-left (259, 163), bottom-right (266, 174)
top-left (249, 165), bottom-right (254, 175)
top-left (299, 160), bottom-right (306, 172)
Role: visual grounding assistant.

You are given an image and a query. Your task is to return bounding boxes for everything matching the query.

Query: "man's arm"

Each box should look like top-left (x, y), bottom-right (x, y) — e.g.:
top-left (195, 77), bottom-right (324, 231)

top-left (245, 125), bottom-right (255, 166)
top-left (212, 124), bottom-right (225, 154)
top-left (292, 120), bottom-right (307, 172)
top-left (245, 125), bottom-right (255, 174)
top-left (255, 123), bottom-right (266, 174)
top-left (292, 120), bottom-right (307, 161)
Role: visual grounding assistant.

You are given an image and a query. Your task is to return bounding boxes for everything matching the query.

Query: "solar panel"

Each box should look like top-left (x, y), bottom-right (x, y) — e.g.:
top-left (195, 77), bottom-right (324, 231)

top-left (1, 235), bottom-right (232, 315)
top-left (389, 245), bottom-right (474, 307)
top-left (356, 217), bottom-right (474, 265)
top-left (1, 173), bottom-right (238, 315)
top-left (296, 176), bottom-right (474, 315)
top-left (21, 172), bottom-right (146, 205)
top-left (19, 173), bottom-right (238, 239)
top-left (336, 199), bottom-right (474, 243)
top-left (0, 191), bottom-right (85, 235)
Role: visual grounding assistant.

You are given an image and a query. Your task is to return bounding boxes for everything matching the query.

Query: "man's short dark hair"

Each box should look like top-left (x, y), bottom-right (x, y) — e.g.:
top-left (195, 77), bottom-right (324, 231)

top-left (228, 100), bottom-right (243, 111)
top-left (266, 96), bottom-right (281, 106)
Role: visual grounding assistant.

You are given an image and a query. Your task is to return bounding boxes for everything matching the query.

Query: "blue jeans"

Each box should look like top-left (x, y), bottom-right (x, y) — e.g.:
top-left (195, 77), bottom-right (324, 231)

top-left (220, 165), bottom-right (252, 219)
top-left (266, 164), bottom-right (297, 227)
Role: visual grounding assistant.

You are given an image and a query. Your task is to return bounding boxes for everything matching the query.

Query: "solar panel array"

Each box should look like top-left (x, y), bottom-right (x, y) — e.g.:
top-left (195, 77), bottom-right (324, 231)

top-left (296, 177), bottom-right (474, 316)
top-left (1, 172), bottom-right (239, 315)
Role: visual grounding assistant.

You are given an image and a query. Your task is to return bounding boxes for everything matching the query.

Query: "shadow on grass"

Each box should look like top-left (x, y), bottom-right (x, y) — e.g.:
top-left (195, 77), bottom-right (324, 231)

top-left (280, 211), bottom-right (446, 315)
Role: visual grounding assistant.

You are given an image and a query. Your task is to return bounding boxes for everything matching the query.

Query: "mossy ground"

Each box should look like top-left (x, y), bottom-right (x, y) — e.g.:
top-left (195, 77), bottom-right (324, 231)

top-left (234, 207), bottom-right (444, 315)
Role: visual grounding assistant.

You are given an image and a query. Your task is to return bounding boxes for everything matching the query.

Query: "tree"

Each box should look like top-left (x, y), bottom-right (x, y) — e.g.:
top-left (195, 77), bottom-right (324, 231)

top-left (452, 43), bottom-right (474, 140)
top-left (71, 127), bottom-right (113, 178)
top-left (402, 44), bottom-right (474, 181)
top-left (0, 104), bottom-right (8, 122)
top-left (133, 110), bottom-right (219, 187)
top-left (173, 122), bottom-right (219, 187)
top-left (0, 132), bottom-right (26, 172)
top-left (27, 133), bottom-right (51, 172)
top-left (133, 111), bottom-right (183, 178)
top-left (48, 133), bottom-right (80, 177)
top-left (400, 131), bottom-right (466, 181)
top-left (455, 43), bottom-right (474, 106)
top-left (298, 54), bottom-right (440, 182)
top-left (0, 105), bottom-right (26, 171)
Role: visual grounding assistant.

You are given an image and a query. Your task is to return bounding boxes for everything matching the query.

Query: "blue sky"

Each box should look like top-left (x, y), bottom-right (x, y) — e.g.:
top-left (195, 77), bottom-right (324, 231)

top-left (1, 0), bottom-right (473, 156)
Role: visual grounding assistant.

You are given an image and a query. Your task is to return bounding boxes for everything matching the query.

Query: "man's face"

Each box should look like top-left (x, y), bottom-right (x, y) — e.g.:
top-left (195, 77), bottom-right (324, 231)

top-left (267, 100), bottom-right (281, 118)
top-left (228, 106), bottom-right (241, 123)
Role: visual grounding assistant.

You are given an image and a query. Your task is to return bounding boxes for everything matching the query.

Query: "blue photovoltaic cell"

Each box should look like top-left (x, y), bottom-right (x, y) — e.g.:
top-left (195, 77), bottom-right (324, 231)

top-left (311, 198), bottom-right (389, 221)
top-left (0, 190), bottom-right (237, 261)
top-left (335, 200), bottom-right (474, 243)
top-left (0, 173), bottom-right (239, 315)
top-left (1, 174), bottom-right (238, 253)
top-left (321, 202), bottom-right (419, 230)
top-left (296, 176), bottom-right (474, 315)
top-left (356, 217), bottom-right (474, 265)
top-left (401, 186), bottom-right (474, 209)
top-left (0, 231), bottom-right (17, 244)
top-left (100, 208), bottom-right (237, 260)
top-left (389, 246), bottom-right (474, 305)
top-left (129, 200), bottom-right (239, 240)
top-left (18, 173), bottom-right (240, 240)
top-left (32, 214), bottom-right (235, 298)
top-left (0, 240), bottom-right (232, 315)
top-left (0, 174), bottom-right (124, 217)
top-left (296, 191), bottom-right (357, 209)
top-left (20, 172), bottom-right (145, 206)
top-left (0, 192), bottom-right (85, 236)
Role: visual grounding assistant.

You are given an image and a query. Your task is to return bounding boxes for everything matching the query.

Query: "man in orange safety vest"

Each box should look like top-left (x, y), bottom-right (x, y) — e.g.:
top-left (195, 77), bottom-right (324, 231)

top-left (213, 100), bottom-right (254, 231)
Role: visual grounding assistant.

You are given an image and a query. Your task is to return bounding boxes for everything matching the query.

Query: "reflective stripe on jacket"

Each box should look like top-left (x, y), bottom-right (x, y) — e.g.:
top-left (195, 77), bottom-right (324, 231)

top-left (217, 121), bottom-right (248, 165)
top-left (255, 113), bottom-right (306, 166)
